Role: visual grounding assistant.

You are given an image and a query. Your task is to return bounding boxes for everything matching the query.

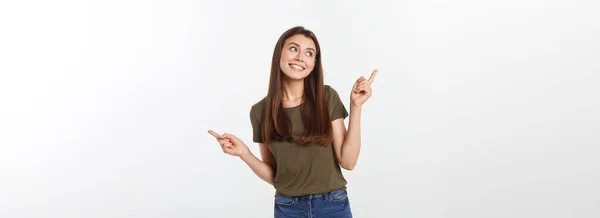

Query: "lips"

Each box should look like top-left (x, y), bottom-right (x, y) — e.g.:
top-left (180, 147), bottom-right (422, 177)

top-left (289, 63), bottom-right (305, 71)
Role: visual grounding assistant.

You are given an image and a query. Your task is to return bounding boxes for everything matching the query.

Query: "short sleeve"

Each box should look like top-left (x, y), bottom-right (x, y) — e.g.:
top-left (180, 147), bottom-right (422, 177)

top-left (249, 99), bottom-right (265, 143)
top-left (326, 85), bottom-right (348, 121)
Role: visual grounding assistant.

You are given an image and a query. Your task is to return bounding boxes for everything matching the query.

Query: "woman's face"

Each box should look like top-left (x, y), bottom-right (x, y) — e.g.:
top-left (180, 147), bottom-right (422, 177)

top-left (279, 34), bottom-right (317, 81)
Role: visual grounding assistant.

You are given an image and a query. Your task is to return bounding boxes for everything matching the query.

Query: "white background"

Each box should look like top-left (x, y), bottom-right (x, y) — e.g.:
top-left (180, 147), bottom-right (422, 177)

top-left (1, 0), bottom-right (599, 217)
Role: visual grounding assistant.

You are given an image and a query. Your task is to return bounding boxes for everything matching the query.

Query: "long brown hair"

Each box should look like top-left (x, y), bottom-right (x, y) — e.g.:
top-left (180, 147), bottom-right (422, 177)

top-left (261, 26), bottom-right (332, 146)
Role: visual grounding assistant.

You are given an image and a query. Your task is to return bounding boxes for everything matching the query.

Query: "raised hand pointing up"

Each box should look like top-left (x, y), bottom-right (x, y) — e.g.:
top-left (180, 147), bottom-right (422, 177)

top-left (350, 69), bottom-right (378, 107)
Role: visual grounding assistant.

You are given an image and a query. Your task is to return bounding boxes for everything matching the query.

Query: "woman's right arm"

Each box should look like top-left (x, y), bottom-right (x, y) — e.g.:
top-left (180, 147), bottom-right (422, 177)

top-left (240, 143), bottom-right (276, 185)
top-left (208, 130), bottom-right (276, 185)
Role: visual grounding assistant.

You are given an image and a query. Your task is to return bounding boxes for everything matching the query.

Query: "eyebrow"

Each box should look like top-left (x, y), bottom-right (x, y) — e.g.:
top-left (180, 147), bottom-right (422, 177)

top-left (288, 42), bottom-right (315, 52)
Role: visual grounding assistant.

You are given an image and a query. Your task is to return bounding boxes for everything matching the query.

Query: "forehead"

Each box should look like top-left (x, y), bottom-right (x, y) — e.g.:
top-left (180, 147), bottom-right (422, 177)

top-left (284, 34), bottom-right (316, 49)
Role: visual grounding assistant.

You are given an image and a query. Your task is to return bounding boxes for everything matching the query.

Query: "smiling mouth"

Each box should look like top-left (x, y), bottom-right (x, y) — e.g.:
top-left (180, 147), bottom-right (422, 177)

top-left (289, 63), bottom-right (305, 71)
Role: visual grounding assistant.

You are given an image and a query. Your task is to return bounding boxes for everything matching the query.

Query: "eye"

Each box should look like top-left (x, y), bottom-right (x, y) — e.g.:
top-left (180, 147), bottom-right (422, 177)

top-left (290, 47), bottom-right (297, 52)
top-left (305, 52), bottom-right (313, 57)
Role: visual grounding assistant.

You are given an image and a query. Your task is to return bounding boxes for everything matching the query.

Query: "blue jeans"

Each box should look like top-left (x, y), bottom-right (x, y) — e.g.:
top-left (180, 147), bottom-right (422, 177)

top-left (274, 189), bottom-right (353, 218)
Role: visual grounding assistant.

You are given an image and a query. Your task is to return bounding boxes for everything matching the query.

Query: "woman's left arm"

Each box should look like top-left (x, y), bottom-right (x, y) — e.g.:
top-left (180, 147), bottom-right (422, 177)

top-left (332, 69), bottom-right (377, 171)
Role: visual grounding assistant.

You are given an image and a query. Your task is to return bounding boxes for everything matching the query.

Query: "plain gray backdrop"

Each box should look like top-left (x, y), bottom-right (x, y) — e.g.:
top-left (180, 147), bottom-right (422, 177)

top-left (1, 0), bottom-right (599, 217)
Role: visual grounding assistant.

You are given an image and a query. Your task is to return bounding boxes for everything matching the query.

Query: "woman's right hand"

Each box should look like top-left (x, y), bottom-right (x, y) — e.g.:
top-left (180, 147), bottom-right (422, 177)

top-left (208, 130), bottom-right (250, 157)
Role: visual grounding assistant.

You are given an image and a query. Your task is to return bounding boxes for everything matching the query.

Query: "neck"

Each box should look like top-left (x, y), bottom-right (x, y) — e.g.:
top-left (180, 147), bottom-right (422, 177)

top-left (282, 77), bottom-right (304, 101)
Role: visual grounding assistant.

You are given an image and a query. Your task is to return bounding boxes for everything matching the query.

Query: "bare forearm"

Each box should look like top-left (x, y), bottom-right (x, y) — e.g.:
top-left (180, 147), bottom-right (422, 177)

top-left (240, 152), bottom-right (275, 185)
top-left (341, 105), bottom-right (362, 170)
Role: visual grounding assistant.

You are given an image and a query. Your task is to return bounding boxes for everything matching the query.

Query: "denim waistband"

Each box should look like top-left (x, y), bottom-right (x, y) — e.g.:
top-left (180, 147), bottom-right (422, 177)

top-left (282, 188), bottom-right (344, 201)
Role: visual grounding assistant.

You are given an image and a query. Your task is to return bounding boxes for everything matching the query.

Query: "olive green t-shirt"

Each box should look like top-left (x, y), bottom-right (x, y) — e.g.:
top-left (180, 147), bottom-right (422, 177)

top-left (249, 85), bottom-right (349, 197)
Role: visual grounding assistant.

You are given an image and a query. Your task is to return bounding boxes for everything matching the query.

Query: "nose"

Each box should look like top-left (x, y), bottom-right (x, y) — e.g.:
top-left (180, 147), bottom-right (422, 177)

top-left (293, 52), bottom-right (304, 62)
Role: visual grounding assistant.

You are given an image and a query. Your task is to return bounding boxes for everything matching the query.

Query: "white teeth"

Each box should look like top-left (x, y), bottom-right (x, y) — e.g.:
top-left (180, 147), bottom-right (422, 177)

top-left (290, 64), bottom-right (304, 70)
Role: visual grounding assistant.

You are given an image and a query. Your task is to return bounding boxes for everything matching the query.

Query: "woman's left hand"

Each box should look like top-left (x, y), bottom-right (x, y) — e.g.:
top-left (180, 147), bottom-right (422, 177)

top-left (350, 69), bottom-right (377, 107)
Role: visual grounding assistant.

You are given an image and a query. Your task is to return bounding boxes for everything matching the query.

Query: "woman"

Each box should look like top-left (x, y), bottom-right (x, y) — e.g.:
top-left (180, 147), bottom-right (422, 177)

top-left (208, 26), bottom-right (376, 218)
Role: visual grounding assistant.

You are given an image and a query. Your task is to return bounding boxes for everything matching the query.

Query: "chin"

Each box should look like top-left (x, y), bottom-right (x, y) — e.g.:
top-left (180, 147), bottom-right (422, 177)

top-left (283, 69), bottom-right (309, 80)
top-left (283, 73), bottom-right (307, 81)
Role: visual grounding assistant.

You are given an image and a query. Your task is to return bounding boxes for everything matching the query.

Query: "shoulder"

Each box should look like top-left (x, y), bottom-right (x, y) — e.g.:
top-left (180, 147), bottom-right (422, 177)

top-left (251, 96), bottom-right (267, 110)
top-left (324, 84), bottom-right (341, 93)
top-left (250, 96), bottom-right (267, 119)
top-left (324, 84), bottom-right (341, 100)
top-left (324, 85), bottom-right (348, 120)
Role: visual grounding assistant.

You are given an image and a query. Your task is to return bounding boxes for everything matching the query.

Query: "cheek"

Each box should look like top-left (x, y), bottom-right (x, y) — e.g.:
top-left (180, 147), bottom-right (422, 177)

top-left (307, 59), bottom-right (316, 69)
top-left (281, 50), bottom-right (293, 59)
top-left (279, 51), bottom-right (289, 66)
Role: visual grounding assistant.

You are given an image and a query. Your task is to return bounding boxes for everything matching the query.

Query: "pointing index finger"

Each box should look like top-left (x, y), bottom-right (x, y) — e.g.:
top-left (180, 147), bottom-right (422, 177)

top-left (368, 69), bottom-right (378, 84)
top-left (208, 130), bottom-right (222, 139)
